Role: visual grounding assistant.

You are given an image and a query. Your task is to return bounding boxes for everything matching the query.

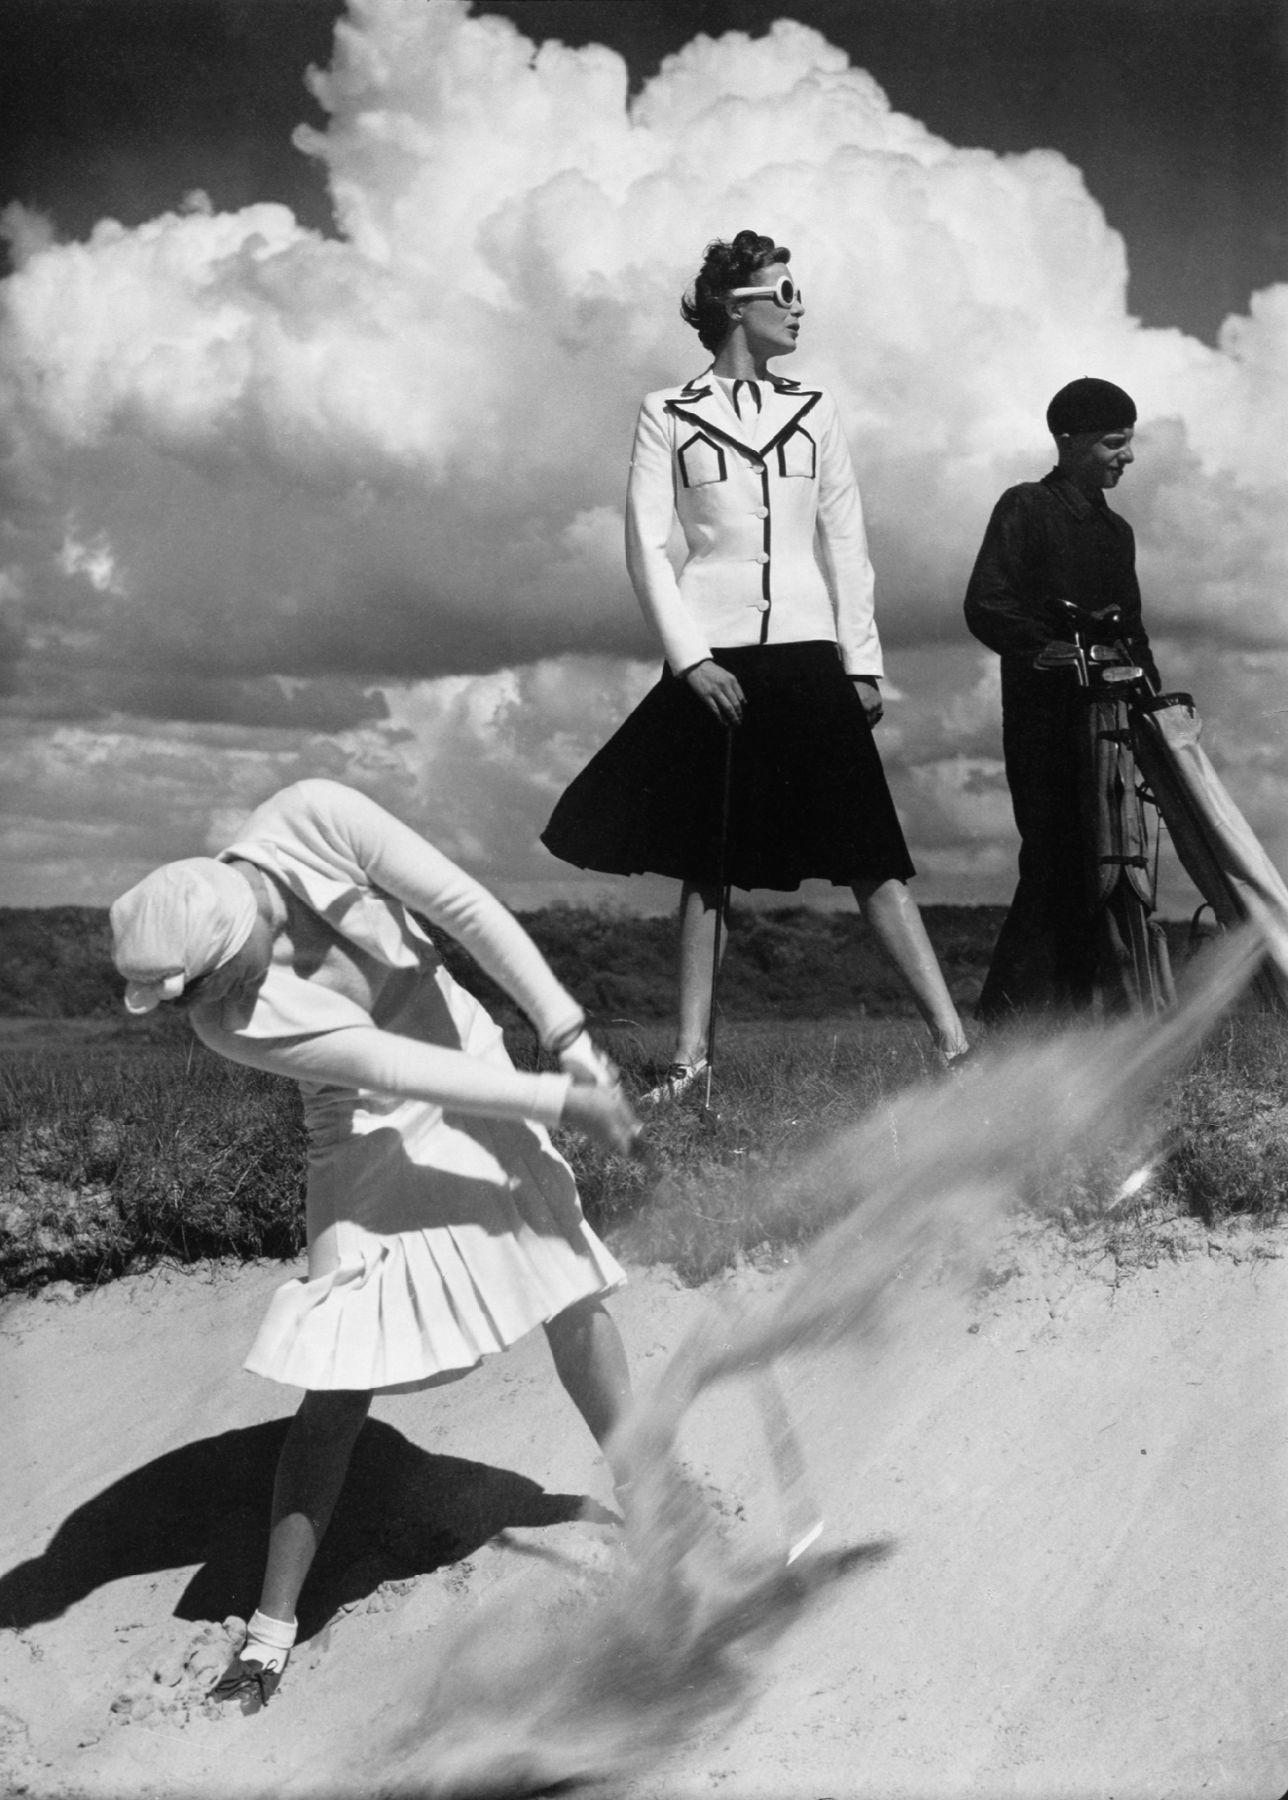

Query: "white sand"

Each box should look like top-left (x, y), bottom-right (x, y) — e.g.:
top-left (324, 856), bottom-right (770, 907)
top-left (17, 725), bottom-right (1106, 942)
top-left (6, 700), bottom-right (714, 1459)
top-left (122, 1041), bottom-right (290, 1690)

top-left (2, 1228), bottom-right (1286, 1800)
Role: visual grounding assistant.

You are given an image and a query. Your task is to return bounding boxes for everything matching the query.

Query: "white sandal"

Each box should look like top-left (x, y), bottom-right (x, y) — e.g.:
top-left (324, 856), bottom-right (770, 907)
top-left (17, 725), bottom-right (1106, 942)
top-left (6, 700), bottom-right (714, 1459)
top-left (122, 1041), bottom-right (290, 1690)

top-left (642, 1057), bottom-right (710, 1105)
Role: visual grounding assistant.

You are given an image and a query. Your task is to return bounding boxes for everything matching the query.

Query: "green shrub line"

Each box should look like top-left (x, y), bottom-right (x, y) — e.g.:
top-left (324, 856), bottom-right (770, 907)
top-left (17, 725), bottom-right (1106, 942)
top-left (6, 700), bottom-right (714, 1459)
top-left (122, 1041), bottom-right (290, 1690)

top-left (1, 899), bottom-right (1154, 1024)
top-left (2, 1015), bottom-right (1286, 1296)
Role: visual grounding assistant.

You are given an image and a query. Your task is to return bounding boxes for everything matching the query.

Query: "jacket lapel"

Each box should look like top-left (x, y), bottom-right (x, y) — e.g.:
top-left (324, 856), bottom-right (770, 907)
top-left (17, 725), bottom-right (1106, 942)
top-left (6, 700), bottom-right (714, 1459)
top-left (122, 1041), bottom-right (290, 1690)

top-left (752, 377), bottom-right (822, 457)
top-left (665, 370), bottom-right (822, 466)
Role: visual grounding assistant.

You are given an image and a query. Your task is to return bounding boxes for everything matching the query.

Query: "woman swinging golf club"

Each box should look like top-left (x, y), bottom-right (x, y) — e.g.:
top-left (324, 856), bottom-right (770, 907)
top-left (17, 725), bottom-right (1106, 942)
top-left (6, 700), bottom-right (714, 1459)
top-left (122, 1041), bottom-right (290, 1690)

top-left (542, 229), bottom-right (968, 1098)
top-left (110, 779), bottom-right (639, 1708)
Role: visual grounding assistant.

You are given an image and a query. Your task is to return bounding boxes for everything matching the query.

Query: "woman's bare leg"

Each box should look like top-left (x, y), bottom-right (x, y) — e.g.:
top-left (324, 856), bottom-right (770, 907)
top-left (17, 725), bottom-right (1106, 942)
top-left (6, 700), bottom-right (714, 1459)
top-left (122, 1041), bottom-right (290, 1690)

top-left (852, 877), bottom-right (969, 1058)
top-left (213, 1387), bottom-right (373, 1698)
top-left (257, 1388), bottom-right (373, 1624)
top-left (673, 879), bottom-right (727, 1066)
top-left (544, 1296), bottom-right (631, 1473)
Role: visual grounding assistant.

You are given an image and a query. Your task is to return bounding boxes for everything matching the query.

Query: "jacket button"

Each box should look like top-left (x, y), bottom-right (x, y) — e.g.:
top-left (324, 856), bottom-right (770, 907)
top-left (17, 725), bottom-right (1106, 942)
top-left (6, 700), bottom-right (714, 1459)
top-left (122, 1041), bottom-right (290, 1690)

top-left (753, 506), bottom-right (768, 518)
top-left (753, 552), bottom-right (769, 564)
top-left (756, 599), bottom-right (770, 611)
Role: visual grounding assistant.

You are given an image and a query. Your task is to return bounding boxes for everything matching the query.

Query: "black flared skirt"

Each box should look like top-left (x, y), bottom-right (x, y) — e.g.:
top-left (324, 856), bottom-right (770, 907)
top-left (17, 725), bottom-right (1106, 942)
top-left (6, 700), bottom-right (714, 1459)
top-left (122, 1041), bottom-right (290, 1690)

top-left (540, 641), bottom-right (915, 893)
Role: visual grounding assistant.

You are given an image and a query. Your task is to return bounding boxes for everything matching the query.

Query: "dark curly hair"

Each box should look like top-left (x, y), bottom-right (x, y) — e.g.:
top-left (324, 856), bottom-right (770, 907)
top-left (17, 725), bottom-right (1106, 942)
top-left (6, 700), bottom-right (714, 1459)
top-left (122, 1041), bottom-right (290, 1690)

top-left (680, 229), bottom-right (791, 354)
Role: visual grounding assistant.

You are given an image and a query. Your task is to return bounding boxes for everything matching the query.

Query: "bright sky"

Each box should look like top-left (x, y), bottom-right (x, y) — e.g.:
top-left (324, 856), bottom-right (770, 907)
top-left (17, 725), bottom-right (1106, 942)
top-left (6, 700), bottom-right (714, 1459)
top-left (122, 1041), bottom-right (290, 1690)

top-left (1, 0), bottom-right (1285, 913)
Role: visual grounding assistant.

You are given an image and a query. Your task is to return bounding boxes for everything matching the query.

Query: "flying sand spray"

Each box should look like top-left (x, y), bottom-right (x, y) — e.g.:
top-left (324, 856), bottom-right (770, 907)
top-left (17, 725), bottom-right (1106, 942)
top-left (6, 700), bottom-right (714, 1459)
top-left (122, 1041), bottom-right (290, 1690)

top-left (326, 927), bottom-right (1272, 1799)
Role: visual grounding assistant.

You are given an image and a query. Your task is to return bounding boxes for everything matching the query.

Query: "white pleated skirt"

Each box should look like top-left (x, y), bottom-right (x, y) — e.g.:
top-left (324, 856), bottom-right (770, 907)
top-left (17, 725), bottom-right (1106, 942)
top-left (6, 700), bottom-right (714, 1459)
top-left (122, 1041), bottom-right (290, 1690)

top-left (243, 990), bottom-right (625, 1395)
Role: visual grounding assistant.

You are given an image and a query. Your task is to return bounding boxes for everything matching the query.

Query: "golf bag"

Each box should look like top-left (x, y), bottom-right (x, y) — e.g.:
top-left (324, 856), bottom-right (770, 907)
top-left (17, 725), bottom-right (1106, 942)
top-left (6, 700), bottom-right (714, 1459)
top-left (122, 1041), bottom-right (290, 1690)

top-left (1130, 692), bottom-right (1288, 1013)
top-left (1008, 600), bottom-right (1288, 1018)
top-left (1076, 684), bottom-right (1175, 1013)
top-left (1027, 601), bottom-right (1174, 1015)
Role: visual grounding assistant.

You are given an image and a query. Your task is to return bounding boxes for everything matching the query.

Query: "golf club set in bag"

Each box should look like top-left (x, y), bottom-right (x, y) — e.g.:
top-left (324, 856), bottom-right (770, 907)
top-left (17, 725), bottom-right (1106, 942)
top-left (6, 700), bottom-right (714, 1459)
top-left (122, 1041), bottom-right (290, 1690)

top-left (1035, 598), bottom-right (1288, 1015)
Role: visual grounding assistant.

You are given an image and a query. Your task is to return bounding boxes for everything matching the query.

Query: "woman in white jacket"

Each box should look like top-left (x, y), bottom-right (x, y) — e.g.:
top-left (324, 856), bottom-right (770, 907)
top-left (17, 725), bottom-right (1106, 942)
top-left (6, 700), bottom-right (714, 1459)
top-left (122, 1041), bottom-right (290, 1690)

top-left (543, 230), bottom-right (967, 1096)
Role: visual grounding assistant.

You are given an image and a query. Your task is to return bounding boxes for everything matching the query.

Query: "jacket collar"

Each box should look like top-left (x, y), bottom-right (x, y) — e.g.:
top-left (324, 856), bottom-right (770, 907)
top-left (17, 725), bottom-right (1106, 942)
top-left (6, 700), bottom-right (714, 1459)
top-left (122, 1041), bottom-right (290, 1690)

top-left (1042, 468), bottom-right (1108, 521)
top-left (678, 367), bottom-right (803, 395)
top-left (668, 367), bottom-right (820, 462)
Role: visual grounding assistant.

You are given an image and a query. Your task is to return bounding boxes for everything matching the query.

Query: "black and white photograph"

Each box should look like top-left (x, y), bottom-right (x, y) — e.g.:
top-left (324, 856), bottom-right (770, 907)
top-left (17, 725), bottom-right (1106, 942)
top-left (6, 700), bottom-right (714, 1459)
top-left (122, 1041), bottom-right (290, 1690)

top-left (2, 3), bottom-right (1286, 1795)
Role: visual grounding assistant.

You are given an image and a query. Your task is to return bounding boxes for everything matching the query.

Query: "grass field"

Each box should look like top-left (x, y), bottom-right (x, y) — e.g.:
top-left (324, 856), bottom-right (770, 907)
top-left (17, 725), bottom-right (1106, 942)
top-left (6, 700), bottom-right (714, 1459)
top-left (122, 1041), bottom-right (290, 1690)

top-left (0, 899), bottom-right (1007, 1024)
top-left (3, 1006), bottom-right (1286, 1297)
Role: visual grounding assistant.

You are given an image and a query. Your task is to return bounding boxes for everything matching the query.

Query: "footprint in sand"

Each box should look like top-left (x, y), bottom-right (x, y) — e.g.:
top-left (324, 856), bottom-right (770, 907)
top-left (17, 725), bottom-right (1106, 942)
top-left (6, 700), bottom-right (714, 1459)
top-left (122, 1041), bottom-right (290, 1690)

top-left (108, 1618), bottom-right (244, 1726)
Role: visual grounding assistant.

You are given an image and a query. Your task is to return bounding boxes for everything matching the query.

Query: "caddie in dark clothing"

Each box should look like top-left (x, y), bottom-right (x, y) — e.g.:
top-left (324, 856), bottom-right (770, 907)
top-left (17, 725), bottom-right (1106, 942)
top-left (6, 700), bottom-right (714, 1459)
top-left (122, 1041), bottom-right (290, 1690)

top-left (965, 378), bottom-right (1161, 1022)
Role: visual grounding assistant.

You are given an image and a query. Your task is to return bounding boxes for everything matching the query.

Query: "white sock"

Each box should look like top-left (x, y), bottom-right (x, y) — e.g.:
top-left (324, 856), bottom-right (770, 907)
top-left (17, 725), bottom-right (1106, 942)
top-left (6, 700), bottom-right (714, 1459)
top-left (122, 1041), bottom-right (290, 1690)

top-left (241, 1608), bottom-right (297, 1676)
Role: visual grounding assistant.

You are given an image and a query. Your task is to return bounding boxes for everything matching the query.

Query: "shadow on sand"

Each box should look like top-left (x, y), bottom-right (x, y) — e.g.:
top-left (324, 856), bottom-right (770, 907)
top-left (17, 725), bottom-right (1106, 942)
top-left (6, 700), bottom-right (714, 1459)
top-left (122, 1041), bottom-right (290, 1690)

top-left (0, 1417), bottom-right (592, 1641)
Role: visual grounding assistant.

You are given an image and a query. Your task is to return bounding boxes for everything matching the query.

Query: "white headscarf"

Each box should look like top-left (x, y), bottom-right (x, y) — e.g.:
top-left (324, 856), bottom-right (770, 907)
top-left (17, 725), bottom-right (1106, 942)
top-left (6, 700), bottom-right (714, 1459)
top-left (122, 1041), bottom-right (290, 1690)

top-left (110, 858), bottom-right (259, 1014)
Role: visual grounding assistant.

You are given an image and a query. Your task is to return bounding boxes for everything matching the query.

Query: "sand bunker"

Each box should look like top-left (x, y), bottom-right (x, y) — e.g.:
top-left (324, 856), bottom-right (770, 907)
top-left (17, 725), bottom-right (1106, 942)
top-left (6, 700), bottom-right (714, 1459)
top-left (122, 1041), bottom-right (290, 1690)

top-left (3, 944), bottom-right (1287, 1797)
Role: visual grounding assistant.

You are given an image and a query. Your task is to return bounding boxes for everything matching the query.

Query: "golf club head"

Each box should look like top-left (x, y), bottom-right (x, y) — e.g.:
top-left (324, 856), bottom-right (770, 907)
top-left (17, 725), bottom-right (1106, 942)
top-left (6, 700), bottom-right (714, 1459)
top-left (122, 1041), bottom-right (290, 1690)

top-left (1034, 642), bottom-right (1086, 670)
top-left (785, 1518), bottom-right (825, 1566)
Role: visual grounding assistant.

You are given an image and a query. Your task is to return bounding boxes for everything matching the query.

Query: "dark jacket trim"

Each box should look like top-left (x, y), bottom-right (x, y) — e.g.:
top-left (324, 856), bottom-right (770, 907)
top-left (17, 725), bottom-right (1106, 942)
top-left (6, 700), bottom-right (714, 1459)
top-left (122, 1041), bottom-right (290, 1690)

top-left (663, 389), bottom-right (823, 468)
top-left (664, 403), bottom-right (766, 465)
top-left (759, 467), bottom-right (772, 636)
top-left (759, 391), bottom-right (822, 458)
top-left (683, 368), bottom-right (800, 395)
top-left (776, 425), bottom-right (817, 478)
top-left (676, 430), bottom-right (727, 489)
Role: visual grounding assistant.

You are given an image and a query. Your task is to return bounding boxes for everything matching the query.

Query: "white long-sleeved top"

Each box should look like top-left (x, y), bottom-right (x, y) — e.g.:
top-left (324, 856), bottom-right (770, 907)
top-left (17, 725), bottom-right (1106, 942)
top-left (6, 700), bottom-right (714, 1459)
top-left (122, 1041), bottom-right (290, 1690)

top-left (192, 779), bottom-right (579, 1126)
top-left (625, 369), bottom-right (882, 680)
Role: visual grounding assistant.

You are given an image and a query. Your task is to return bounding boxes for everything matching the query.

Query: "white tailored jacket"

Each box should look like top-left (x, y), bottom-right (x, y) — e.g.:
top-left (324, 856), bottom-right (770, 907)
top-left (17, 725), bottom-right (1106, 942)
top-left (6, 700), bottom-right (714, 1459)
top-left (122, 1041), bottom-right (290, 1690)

top-left (625, 369), bottom-right (882, 679)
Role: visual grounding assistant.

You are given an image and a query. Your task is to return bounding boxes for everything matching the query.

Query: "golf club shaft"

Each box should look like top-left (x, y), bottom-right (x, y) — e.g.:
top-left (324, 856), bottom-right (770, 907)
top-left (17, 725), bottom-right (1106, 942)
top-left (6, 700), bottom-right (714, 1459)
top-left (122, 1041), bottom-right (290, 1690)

top-left (756, 1366), bottom-right (824, 1563)
top-left (705, 726), bottom-right (735, 1112)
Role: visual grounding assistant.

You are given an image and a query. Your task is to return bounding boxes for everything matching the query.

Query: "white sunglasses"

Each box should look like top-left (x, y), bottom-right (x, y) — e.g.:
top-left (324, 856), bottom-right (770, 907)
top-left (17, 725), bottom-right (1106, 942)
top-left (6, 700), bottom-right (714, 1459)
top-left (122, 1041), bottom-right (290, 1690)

top-left (727, 274), bottom-right (801, 309)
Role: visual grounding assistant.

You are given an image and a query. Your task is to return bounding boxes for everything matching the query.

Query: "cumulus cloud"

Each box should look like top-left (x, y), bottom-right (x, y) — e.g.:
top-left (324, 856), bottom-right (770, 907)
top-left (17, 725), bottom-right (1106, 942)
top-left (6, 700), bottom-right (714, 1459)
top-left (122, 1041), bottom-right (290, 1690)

top-left (0, 657), bottom-right (662, 908)
top-left (1, 0), bottom-right (1285, 904)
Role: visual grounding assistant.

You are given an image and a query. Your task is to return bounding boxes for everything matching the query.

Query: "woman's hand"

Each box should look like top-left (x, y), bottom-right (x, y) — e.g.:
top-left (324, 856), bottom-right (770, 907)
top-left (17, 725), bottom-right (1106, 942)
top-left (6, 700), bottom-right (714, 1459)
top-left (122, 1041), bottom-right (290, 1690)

top-left (558, 1028), bottom-right (620, 1090)
top-left (685, 659), bottom-right (745, 727)
top-left (852, 675), bottom-right (883, 726)
top-left (560, 1081), bottom-right (645, 1156)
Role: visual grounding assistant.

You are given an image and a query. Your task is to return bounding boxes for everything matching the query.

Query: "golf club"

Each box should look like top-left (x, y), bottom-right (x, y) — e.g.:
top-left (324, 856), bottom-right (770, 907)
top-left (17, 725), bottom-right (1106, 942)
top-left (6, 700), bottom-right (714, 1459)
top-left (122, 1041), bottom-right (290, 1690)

top-left (756, 1366), bottom-right (825, 1565)
top-left (704, 725), bottom-right (735, 1119)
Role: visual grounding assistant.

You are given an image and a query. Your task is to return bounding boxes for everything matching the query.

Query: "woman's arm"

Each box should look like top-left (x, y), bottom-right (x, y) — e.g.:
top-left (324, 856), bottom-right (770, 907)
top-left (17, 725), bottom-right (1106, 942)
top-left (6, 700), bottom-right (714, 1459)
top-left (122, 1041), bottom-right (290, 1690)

top-left (813, 395), bottom-right (882, 679)
top-left (195, 1015), bottom-right (642, 1152)
top-left (275, 782), bottom-right (586, 1051)
top-left (195, 1015), bottom-right (573, 1126)
top-left (624, 395), bottom-right (712, 676)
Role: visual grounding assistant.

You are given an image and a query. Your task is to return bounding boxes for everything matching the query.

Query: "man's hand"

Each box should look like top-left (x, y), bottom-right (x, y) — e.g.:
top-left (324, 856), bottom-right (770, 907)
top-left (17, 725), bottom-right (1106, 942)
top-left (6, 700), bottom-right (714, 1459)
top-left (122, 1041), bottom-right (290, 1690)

top-left (852, 675), bottom-right (883, 726)
top-left (560, 1081), bottom-right (644, 1156)
top-left (685, 659), bottom-right (745, 727)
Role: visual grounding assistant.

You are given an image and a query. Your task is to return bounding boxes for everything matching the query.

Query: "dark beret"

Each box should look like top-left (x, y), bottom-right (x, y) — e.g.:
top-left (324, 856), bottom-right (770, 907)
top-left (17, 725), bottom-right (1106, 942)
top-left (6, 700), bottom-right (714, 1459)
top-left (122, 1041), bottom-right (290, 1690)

top-left (1046, 377), bottom-right (1137, 436)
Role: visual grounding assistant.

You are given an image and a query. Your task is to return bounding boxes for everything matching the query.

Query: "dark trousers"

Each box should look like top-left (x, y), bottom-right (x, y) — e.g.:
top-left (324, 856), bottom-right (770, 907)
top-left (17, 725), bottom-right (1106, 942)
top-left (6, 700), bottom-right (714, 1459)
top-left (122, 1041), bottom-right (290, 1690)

top-left (978, 671), bottom-right (1097, 1022)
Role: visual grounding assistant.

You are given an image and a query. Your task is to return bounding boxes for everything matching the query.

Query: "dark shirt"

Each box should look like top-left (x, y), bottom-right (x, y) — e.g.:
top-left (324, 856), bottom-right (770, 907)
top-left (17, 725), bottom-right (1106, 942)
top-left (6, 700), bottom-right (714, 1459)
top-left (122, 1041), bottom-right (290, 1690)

top-left (963, 469), bottom-right (1158, 689)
